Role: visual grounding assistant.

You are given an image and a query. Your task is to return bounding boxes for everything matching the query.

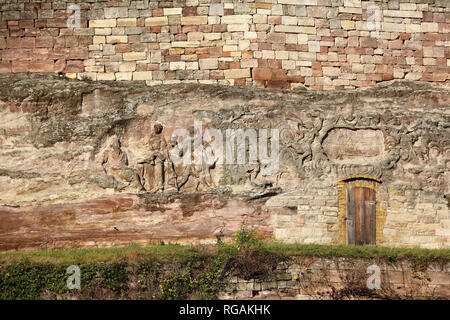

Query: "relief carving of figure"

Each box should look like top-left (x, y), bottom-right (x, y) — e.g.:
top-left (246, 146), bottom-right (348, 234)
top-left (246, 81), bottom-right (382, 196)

top-left (171, 134), bottom-right (219, 192)
top-left (138, 123), bottom-right (177, 192)
top-left (189, 139), bottom-right (218, 191)
top-left (100, 135), bottom-right (144, 192)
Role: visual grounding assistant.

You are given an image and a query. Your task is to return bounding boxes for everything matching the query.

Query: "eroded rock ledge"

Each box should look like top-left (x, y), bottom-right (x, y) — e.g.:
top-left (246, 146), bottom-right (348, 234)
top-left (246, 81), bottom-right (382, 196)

top-left (0, 74), bottom-right (449, 250)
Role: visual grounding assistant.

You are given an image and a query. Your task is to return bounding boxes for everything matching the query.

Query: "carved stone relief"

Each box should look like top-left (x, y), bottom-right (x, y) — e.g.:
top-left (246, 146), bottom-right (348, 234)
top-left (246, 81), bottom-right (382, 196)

top-left (96, 108), bottom-right (448, 195)
top-left (0, 75), bottom-right (448, 250)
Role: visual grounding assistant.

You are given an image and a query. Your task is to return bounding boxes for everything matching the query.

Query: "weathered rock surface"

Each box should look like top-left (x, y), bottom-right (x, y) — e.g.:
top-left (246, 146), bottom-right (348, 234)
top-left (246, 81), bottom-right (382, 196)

top-left (0, 74), bottom-right (448, 250)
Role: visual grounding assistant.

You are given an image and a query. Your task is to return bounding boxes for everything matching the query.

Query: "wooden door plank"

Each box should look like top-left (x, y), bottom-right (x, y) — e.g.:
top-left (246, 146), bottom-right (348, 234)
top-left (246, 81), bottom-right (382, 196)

top-left (346, 187), bottom-right (355, 245)
top-left (362, 187), bottom-right (376, 245)
top-left (369, 188), bottom-right (376, 244)
top-left (354, 187), bottom-right (364, 245)
top-left (363, 188), bottom-right (370, 244)
top-left (359, 187), bottom-right (366, 245)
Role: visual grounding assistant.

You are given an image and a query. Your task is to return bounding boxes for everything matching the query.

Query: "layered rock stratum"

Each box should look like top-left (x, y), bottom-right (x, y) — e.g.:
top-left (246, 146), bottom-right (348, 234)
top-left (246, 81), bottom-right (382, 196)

top-left (0, 74), bottom-right (448, 250)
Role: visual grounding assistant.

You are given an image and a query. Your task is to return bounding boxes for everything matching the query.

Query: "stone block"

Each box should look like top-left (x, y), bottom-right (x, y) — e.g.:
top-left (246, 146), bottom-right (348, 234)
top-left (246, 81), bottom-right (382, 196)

top-left (224, 68), bottom-right (250, 79)
top-left (383, 10), bottom-right (422, 19)
top-left (228, 24), bottom-right (249, 32)
top-left (123, 52), bottom-right (147, 61)
top-left (282, 60), bottom-right (296, 70)
top-left (145, 17), bottom-right (168, 26)
top-left (105, 7), bottom-right (128, 19)
top-left (186, 62), bottom-right (199, 70)
top-left (382, 23), bottom-right (405, 32)
top-left (90, 19), bottom-right (117, 28)
top-left (274, 25), bottom-right (316, 34)
top-left (141, 33), bottom-right (157, 43)
top-left (38, 10), bottom-right (54, 19)
top-left (298, 17), bottom-right (315, 26)
top-left (405, 72), bottom-right (421, 80)
top-left (276, 51), bottom-right (289, 60)
top-left (97, 73), bottom-right (116, 81)
top-left (199, 58), bottom-right (218, 70)
top-left (239, 40), bottom-right (250, 51)
top-left (352, 63), bottom-right (364, 73)
top-left (181, 16), bottom-right (208, 25)
top-left (117, 18), bottom-right (137, 27)
top-left (307, 7), bottom-right (326, 18)
top-left (163, 8), bottom-right (182, 16)
top-left (106, 36), bottom-right (128, 44)
top-left (209, 4), bottom-right (224, 16)
top-left (404, 40), bottom-right (422, 50)
top-left (432, 73), bottom-right (447, 82)
top-left (168, 16), bottom-right (181, 25)
top-left (172, 41), bottom-right (200, 48)
top-left (360, 37), bottom-right (378, 48)
top-left (405, 24), bottom-right (421, 33)
top-left (344, 0), bottom-right (361, 7)
top-left (261, 281), bottom-right (277, 290)
top-left (170, 61), bottom-right (186, 70)
top-left (236, 282), bottom-right (254, 291)
top-left (223, 45), bottom-right (237, 52)
top-left (240, 59), bottom-right (258, 68)
top-left (341, 20), bottom-right (355, 30)
top-left (187, 32), bottom-right (203, 41)
top-left (278, 0), bottom-right (317, 5)
top-left (73, 28), bottom-right (95, 36)
top-left (95, 28), bottom-right (112, 36)
top-left (339, 7), bottom-right (362, 14)
top-left (253, 14), bottom-right (268, 24)
top-left (298, 34), bottom-right (309, 44)
top-left (221, 15), bottom-right (252, 24)
top-left (133, 71), bottom-right (152, 80)
top-left (118, 62), bottom-right (136, 72)
top-left (253, 68), bottom-right (287, 81)
top-left (115, 72), bottom-right (132, 81)
top-left (35, 36), bottom-right (53, 48)
top-left (308, 41), bottom-right (320, 52)
top-left (322, 67), bottom-right (340, 77)
top-left (93, 36), bottom-right (105, 45)
top-left (300, 67), bottom-right (312, 76)
top-left (282, 16), bottom-right (297, 25)
top-left (125, 27), bottom-right (142, 35)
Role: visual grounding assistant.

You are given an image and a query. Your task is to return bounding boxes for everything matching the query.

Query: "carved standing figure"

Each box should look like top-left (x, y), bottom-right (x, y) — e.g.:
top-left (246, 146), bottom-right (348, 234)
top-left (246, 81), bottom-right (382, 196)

top-left (139, 123), bottom-right (169, 192)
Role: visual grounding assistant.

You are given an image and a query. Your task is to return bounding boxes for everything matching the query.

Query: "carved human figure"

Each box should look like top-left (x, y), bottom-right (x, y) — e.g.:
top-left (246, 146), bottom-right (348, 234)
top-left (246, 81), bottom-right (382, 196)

top-left (100, 135), bottom-right (144, 192)
top-left (138, 123), bottom-right (169, 192)
top-left (165, 135), bottom-right (179, 191)
top-left (196, 140), bottom-right (217, 190)
top-left (174, 137), bottom-right (217, 191)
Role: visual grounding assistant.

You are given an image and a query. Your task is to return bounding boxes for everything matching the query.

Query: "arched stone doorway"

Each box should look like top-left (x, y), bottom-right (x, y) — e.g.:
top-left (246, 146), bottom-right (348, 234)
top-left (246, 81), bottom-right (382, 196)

top-left (336, 175), bottom-right (387, 245)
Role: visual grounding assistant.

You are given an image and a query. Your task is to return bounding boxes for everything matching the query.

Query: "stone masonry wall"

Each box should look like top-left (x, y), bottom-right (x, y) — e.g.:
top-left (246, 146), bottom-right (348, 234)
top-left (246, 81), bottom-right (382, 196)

top-left (218, 257), bottom-right (450, 299)
top-left (384, 188), bottom-right (449, 248)
top-left (267, 184), bottom-right (449, 249)
top-left (0, 0), bottom-right (449, 90)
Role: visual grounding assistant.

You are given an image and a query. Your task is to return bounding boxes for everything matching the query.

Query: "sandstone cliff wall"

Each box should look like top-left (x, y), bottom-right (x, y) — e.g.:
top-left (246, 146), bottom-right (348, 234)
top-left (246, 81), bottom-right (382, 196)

top-left (0, 0), bottom-right (449, 90)
top-left (0, 74), bottom-right (448, 250)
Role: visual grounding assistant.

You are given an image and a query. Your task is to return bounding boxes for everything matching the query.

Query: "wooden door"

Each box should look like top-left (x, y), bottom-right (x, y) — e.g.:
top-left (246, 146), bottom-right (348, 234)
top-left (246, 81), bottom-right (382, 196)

top-left (346, 187), bottom-right (376, 245)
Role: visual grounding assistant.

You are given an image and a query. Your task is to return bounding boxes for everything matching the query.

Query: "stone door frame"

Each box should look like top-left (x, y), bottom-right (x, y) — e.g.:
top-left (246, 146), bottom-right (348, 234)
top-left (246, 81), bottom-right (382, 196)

top-left (336, 175), bottom-right (387, 246)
